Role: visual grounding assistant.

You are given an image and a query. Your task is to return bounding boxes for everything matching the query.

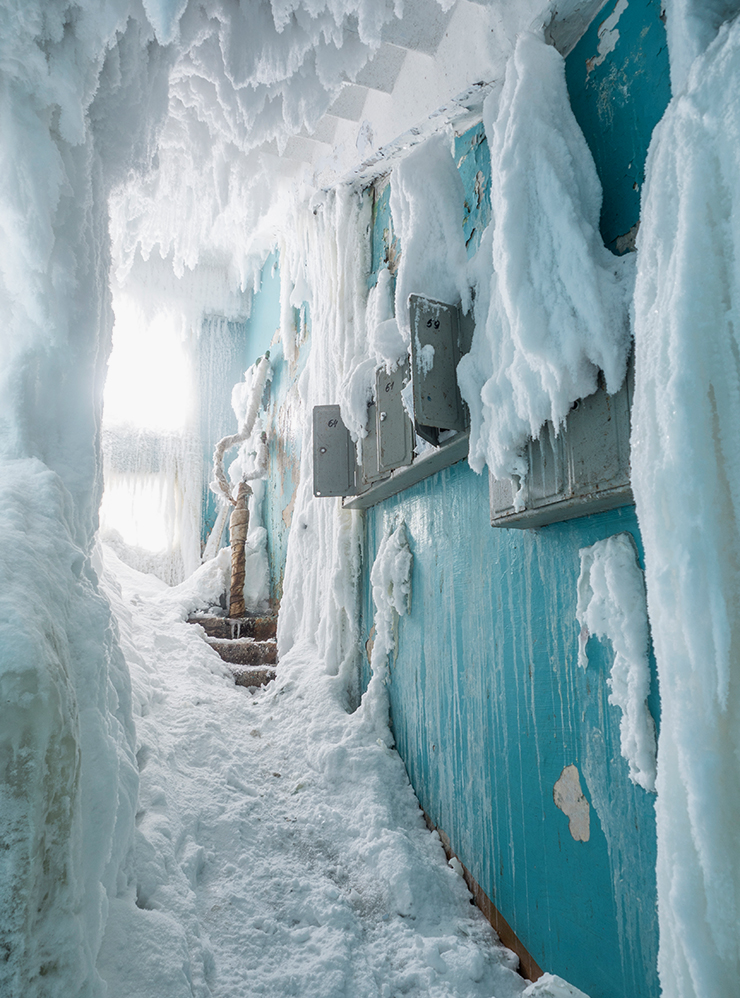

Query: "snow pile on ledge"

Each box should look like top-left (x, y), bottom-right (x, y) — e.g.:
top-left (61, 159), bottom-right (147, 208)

top-left (576, 533), bottom-right (657, 793)
top-left (458, 31), bottom-right (632, 482)
top-left (631, 16), bottom-right (740, 998)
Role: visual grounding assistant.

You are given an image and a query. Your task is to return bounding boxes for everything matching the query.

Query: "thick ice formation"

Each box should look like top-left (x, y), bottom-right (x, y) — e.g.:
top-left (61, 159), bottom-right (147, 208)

top-left (390, 132), bottom-right (472, 343)
top-left (0, 5), bottom-right (170, 543)
top-left (458, 31), bottom-right (632, 481)
top-left (109, 0), bottom-right (407, 290)
top-left (0, 7), bottom-right (172, 992)
top-left (576, 533), bottom-right (657, 793)
top-left (212, 354), bottom-right (272, 503)
top-left (0, 462), bottom-right (137, 996)
top-left (631, 16), bottom-right (740, 997)
top-left (277, 185), bottom-right (371, 691)
top-left (358, 521), bottom-right (414, 745)
top-left (663, 0), bottom-right (740, 94)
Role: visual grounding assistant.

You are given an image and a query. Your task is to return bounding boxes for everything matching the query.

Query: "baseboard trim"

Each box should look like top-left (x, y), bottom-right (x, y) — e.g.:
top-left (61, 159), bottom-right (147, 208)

top-left (422, 811), bottom-right (544, 984)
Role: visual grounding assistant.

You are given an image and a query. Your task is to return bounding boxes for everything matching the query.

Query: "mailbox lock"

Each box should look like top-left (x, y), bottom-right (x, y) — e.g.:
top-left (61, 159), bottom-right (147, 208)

top-left (380, 412), bottom-right (387, 421)
top-left (319, 446), bottom-right (327, 453)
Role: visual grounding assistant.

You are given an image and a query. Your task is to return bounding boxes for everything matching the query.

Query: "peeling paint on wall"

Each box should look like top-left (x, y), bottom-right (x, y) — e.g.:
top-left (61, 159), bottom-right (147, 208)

top-left (586, 0), bottom-right (630, 78)
top-left (553, 765), bottom-right (591, 842)
top-left (281, 487), bottom-right (297, 530)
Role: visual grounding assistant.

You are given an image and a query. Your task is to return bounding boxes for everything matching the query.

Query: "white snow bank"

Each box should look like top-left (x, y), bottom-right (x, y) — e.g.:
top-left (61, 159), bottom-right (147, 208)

top-left (576, 533), bottom-right (657, 793)
top-left (523, 971), bottom-right (591, 998)
top-left (458, 31), bottom-right (632, 482)
top-left (98, 542), bottom-right (535, 998)
top-left (632, 16), bottom-right (740, 997)
top-left (0, 461), bottom-right (137, 996)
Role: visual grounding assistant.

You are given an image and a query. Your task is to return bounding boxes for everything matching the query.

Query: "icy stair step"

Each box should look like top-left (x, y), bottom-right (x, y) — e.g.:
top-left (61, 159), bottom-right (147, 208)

top-left (229, 664), bottom-right (277, 690)
top-left (204, 636), bottom-right (277, 666)
top-left (187, 615), bottom-right (278, 689)
top-left (188, 614), bottom-right (277, 641)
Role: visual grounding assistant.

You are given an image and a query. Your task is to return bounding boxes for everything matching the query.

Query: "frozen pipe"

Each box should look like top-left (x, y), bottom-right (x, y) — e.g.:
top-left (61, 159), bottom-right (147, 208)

top-left (229, 481), bottom-right (251, 619)
top-left (212, 353), bottom-right (271, 505)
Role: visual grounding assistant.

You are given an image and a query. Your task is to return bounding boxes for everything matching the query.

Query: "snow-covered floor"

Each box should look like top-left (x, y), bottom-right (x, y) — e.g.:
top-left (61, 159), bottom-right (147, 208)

top-left (97, 547), bottom-right (541, 998)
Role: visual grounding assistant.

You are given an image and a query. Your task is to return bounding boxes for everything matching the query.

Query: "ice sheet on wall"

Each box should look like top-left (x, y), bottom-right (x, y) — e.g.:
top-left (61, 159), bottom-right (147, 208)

top-left (632, 17), bottom-right (740, 997)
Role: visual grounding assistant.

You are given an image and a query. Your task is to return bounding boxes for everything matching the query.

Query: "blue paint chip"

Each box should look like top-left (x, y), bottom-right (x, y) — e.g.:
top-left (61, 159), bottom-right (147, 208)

top-left (565, 0), bottom-right (671, 253)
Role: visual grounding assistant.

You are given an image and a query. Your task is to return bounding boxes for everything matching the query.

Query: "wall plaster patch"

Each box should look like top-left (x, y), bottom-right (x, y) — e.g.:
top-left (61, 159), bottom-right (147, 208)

top-left (553, 764), bottom-right (590, 842)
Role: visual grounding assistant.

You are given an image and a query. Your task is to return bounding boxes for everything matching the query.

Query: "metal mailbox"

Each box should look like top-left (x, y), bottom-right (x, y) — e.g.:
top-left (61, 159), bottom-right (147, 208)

top-left (409, 294), bottom-right (467, 444)
top-left (313, 405), bottom-right (358, 497)
top-left (489, 358), bottom-right (634, 528)
top-left (360, 400), bottom-right (384, 487)
top-left (376, 360), bottom-right (414, 474)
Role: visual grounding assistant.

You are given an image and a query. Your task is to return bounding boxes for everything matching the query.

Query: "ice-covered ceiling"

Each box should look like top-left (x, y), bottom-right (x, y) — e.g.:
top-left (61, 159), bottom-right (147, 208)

top-left (110, 0), bottom-right (610, 291)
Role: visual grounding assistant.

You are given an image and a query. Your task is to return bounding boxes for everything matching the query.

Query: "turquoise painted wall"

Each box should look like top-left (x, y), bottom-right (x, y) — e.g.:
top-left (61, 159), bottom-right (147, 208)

top-left (566, 0), bottom-right (671, 252)
top-left (363, 470), bottom-right (659, 997)
top-left (455, 121), bottom-right (491, 260)
top-left (357, 4), bottom-right (670, 996)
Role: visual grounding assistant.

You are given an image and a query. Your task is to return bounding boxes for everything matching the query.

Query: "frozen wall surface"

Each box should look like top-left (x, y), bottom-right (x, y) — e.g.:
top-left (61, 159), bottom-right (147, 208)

top-left (0, 461), bottom-right (138, 997)
top-left (632, 15), bottom-right (740, 997)
top-left (277, 185), bottom-right (372, 697)
top-left (345, 16), bottom-right (667, 982)
top-left (0, 4), bottom-right (171, 993)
